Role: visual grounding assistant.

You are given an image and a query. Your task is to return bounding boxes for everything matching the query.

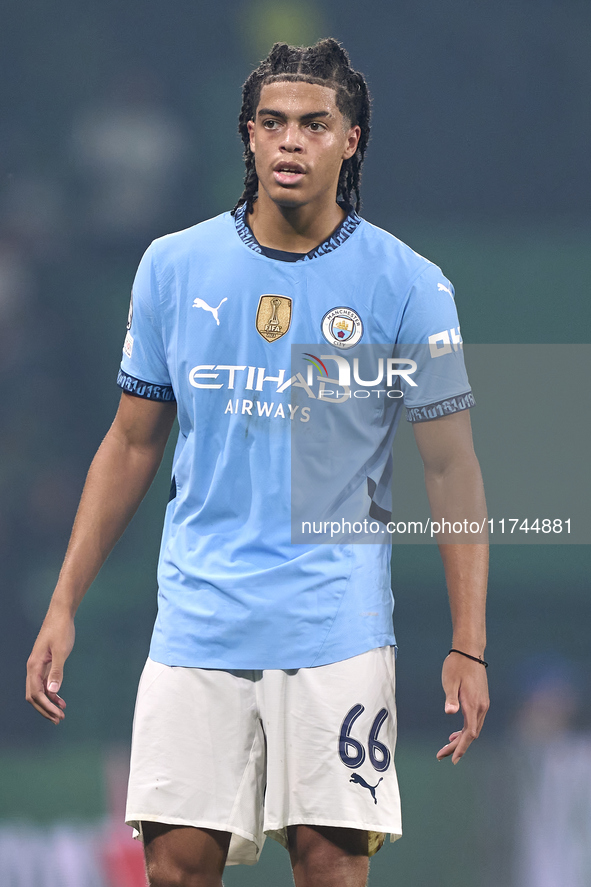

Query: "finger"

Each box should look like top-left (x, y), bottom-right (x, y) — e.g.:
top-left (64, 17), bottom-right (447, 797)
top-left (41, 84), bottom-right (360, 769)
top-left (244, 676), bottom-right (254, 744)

top-left (445, 699), bottom-right (460, 714)
top-left (40, 652), bottom-right (67, 719)
top-left (451, 706), bottom-right (481, 764)
top-left (436, 735), bottom-right (460, 760)
top-left (444, 685), bottom-right (460, 714)
top-left (451, 731), bottom-right (477, 763)
top-left (47, 691), bottom-right (67, 711)
top-left (477, 697), bottom-right (490, 733)
top-left (26, 671), bottom-right (65, 724)
top-left (46, 660), bottom-right (65, 695)
top-left (436, 730), bottom-right (462, 759)
top-left (27, 689), bottom-right (64, 724)
top-left (29, 684), bottom-right (64, 722)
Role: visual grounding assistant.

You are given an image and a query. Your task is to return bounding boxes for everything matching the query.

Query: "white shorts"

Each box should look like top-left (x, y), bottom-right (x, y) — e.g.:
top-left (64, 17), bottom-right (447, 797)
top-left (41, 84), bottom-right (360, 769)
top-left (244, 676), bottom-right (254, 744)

top-left (125, 646), bottom-right (402, 865)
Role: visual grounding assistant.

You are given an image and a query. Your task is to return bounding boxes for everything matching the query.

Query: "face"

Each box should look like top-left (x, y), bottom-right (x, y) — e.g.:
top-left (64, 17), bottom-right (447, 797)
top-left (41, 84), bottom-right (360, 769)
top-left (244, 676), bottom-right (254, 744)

top-left (247, 80), bottom-right (361, 210)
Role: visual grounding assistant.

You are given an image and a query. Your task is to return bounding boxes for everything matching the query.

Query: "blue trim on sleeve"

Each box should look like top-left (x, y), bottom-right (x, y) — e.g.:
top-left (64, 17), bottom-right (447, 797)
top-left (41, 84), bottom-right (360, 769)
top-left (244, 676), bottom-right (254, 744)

top-left (406, 391), bottom-right (475, 423)
top-left (117, 369), bottom-right (176, 402)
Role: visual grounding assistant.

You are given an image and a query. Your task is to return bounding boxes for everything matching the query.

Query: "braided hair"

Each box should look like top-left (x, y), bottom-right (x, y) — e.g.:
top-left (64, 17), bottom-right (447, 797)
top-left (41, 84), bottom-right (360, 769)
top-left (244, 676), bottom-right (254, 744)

top-left (232, 39), bottom-right (371, 216)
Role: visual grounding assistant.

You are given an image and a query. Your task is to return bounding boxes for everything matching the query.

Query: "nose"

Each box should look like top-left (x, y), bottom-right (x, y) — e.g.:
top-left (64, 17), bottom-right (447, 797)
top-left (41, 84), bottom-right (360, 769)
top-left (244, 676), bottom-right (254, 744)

top-left (280, 122), bottom-right (303, 153)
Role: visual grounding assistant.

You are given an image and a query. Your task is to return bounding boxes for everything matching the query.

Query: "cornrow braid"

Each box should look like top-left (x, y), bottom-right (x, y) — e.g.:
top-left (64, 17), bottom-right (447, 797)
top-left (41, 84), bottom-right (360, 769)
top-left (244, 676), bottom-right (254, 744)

top-left (232, 38), bottom-right (371, 216)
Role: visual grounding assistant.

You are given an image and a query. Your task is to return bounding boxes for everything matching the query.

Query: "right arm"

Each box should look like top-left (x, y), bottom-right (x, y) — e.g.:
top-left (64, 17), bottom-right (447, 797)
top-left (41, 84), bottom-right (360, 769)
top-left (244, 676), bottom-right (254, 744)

top-left (26, 391), bottom-right (176, 724)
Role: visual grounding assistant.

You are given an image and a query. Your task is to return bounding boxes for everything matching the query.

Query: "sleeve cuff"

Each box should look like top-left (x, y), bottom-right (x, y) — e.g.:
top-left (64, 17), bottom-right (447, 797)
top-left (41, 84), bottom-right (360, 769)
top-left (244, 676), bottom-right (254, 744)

top-left (117, 369), bottom-right (176, 402)
top-left (406, 390), bottom-right (475, 423)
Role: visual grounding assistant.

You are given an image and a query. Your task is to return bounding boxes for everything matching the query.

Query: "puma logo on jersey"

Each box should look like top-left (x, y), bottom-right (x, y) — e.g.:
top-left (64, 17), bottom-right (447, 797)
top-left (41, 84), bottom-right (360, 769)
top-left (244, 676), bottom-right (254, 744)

top-left (350, 773), bottom-right (383, 805)
top-left (437, 283), bottom-right (454, 299)
top-left (192, 297), bottom-right (227, 326)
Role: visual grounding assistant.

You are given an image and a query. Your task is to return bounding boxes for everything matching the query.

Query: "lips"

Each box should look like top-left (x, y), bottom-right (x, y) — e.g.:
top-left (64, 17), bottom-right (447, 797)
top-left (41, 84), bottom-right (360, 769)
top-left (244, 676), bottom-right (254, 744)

top-left (273, 161), bottom-right (306, 186)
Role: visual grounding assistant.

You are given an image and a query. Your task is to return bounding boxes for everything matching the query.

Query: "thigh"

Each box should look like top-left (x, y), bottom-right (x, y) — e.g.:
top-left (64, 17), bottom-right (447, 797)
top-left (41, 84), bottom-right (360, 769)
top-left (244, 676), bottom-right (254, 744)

top-left (143, 822), bottom-right (230, 887)
top-left (287, 824), bottom-right (369, 887)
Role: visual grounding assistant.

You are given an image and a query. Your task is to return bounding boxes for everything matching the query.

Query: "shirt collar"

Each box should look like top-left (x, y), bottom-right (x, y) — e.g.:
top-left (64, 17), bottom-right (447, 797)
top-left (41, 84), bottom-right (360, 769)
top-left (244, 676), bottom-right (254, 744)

top-left (234, 202), bottom-right (362, 262)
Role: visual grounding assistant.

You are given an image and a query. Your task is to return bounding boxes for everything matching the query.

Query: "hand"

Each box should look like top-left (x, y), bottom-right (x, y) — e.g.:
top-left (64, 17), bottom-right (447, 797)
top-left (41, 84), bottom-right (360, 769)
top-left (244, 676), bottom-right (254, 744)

top-left (26, 609), bottom-right (75, 725)
top-left (436, 652), bottom-right (489, 763)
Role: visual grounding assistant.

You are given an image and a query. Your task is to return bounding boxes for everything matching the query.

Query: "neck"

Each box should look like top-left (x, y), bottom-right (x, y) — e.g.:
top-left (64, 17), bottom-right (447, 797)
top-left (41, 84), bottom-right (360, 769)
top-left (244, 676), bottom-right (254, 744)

top-left (247, 190), bottom-right (346, 253)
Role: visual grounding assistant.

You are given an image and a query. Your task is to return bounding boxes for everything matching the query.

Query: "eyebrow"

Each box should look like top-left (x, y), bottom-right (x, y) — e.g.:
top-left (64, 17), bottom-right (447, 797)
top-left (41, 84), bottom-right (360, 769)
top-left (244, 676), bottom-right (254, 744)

top-left (257, 108), bottom-right (333, 122)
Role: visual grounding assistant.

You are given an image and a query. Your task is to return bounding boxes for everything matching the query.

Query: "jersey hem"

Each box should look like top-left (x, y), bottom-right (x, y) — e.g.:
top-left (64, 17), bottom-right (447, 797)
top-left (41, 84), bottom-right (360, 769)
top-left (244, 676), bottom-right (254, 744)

top-left (147, 637), bottom-right (397, 671)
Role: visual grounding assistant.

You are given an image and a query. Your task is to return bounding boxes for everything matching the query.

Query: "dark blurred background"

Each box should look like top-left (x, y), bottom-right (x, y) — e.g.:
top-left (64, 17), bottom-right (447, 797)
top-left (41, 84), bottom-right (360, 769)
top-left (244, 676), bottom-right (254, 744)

top-left (1, 1), bottom-right (590, 885)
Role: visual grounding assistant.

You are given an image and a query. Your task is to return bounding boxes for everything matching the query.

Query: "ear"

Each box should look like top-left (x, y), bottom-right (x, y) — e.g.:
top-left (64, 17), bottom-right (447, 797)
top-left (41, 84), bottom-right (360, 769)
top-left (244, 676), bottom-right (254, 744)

top-left (247, 119), bottom-right (256, 154)
top-left (342, 124), bottom-right (361, 161)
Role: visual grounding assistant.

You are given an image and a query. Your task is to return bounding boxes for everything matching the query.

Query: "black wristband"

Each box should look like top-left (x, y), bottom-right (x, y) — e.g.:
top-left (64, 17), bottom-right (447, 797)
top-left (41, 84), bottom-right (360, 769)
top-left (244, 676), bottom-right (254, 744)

top-left (449, 648), bottom-right (488, 668)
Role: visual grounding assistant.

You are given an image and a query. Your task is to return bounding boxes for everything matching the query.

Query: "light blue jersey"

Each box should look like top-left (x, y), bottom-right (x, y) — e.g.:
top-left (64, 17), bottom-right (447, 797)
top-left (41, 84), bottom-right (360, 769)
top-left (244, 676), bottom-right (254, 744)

top-left (118, 205), bottom-right (473, 669)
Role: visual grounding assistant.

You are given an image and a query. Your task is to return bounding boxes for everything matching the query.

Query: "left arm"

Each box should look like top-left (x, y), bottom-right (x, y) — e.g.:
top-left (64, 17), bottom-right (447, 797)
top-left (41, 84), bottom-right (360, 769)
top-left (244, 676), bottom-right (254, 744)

top-left (413, 409), bottom-right (489, 763)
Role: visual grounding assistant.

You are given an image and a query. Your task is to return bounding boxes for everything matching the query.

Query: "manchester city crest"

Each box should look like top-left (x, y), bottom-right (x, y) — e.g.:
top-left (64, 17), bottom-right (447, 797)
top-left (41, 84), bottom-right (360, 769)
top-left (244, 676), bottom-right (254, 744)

top-left (321, 306), bottom-right (363, 349)
top-left (256, 295), bottom-right (292, 343)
